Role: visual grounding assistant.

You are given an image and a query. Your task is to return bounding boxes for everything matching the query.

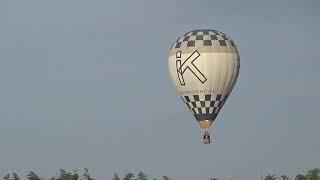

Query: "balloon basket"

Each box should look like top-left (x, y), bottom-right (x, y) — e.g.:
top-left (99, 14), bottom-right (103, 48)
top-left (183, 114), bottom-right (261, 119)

top-left (202, 131), bottom-right (211, 144)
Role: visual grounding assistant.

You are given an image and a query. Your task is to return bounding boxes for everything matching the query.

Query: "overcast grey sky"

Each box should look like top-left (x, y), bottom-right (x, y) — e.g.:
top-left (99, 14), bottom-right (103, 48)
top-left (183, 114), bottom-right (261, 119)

top-left (0, 0), bottom-right (319, 179)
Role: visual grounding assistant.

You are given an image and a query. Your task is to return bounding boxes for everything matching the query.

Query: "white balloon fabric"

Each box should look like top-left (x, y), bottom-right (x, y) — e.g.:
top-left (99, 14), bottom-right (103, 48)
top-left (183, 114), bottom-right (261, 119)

top-left (168, 29), bottom-right (240, 130)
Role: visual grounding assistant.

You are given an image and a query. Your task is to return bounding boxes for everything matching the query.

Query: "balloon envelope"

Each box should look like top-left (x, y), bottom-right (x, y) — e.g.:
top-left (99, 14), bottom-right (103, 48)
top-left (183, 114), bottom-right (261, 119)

top-left (168, 29), bottom-right (240, 130)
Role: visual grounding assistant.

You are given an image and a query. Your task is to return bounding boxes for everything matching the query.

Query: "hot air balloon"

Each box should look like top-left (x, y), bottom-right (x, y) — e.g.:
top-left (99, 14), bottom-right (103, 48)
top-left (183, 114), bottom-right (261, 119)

top-left (168, 29), bottom-right (240, 144)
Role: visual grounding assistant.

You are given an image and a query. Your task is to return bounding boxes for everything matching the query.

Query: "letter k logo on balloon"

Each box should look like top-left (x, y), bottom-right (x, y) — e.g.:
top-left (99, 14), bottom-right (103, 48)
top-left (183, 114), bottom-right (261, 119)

top-left (175, 50), bottom-right (207, 86)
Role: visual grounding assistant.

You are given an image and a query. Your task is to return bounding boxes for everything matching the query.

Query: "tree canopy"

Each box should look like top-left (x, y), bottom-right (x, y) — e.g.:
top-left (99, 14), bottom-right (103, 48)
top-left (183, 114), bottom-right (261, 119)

top-left (2, 168), bottom-right (320, 180)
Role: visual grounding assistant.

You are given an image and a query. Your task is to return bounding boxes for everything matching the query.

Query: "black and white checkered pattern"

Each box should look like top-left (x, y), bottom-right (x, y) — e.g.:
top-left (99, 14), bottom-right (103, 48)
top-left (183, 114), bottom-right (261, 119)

top-left (171, 29), bottom-right (235, 49)
top-left (181, 94), bottom-right (225, 115)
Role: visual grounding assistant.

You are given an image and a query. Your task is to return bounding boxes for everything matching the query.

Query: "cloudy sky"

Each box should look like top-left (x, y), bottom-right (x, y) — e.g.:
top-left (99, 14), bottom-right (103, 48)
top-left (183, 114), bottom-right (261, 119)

top-left (0, 0), bottom-right (319, 179)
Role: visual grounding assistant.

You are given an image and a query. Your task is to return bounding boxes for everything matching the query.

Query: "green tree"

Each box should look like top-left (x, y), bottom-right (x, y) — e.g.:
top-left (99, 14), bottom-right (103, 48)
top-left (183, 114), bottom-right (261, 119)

top-left (56, 169), bottom-right (78, 180)
top-left (136, 172), bottom-right (147, 180)
top-left (27, 171), bottom-right (41, 180)
top-left (2, 173), bottom-right (20, 180)
top-left (112, 173), bottom-right (120, 180)
top-left (82, 168), bottom-right (93, 180)
top-left (265, 174), bottom-right (277, 180)
top-left (306, 168), bottom-right (320, 180)
top-left (280, 175), bottom-right (290, 180)
top-left (162, 176), bottom-right (171, 180)
top-left (3, 174), bottom-right (11, 180)
top-left (12, 173), bottom-right (20, 180)
top-left (295, 174), bottom-right (307, 180)
top-left (123, 173), bottom-right (134, 180)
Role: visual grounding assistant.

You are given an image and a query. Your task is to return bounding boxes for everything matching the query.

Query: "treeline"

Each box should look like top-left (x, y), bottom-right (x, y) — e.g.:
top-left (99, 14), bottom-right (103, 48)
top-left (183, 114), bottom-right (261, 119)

top-left (1, 168), bottom-right (319, 180)
top-left (1, 169), bottom-right (172, 180)
top-left (262, 168), bottom-right (320, 180)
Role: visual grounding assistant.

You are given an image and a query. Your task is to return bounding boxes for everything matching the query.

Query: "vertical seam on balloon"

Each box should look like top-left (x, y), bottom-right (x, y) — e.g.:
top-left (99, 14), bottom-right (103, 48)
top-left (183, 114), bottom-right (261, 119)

top-left (224, 54), bottom-right (235, 100)
top-left (228, 54), bottom-right (240, 98)
top-left (222, 54), bottom-right (231, 100)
